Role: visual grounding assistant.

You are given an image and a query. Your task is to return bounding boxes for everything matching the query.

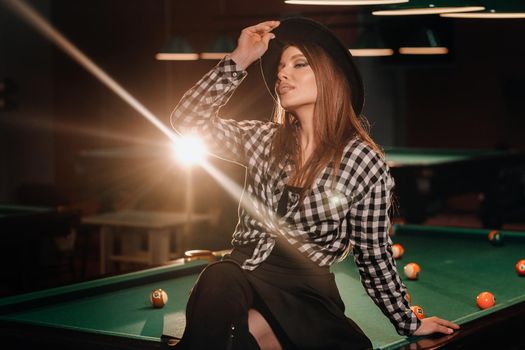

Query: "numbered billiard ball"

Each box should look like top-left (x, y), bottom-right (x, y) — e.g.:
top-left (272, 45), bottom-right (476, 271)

top-left (392, 243), bottom-right (404, 259)
top-left (405, 292), bottom-right (411, 304)
top-left (403, 262), bottom-right (421, 280)
top-left (488, 230), bottom-right (503, 246)
top-left (411, 305), bottom-right (425, 319)
top-left (150, 289), bottom-right (168, 308)
top-left (476, 291), bottom-right (495, 309)
top-left (516, 259), bottom-right (525, 276)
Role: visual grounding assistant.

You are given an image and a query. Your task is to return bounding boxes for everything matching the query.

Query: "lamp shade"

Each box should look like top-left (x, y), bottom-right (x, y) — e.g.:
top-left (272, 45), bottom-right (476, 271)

top-left (373, 0), bottom-right (485, 15)
top-left (285, 0), bottom-right (408, 5)
top-left (441, 0), bottom-right (525, 18)
top-left (200, 35), bottom-right (237, 60)
top-left (156, 36), bottom-right (199, 61)
top-left (350, 27), bottom-right (394, 56)
top-left (399, 27), bottom-right (449, 54)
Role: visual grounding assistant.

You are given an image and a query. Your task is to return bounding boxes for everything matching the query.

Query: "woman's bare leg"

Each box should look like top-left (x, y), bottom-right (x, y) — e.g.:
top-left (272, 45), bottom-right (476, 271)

top-left (248, 309), bottom-right (283, 350)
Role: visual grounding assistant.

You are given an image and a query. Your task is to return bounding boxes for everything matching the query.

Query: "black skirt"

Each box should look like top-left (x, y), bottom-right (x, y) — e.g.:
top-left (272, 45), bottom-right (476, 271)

top-left (225, 240), bottom-right (373, 350)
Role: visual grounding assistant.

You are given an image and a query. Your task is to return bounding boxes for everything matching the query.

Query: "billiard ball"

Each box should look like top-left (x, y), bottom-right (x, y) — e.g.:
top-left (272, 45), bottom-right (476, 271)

top-left (405, 292), bottom-right (411, 304)
top-left (488, 230), bottom-right (503, 246)
top-left (403, 262), bottom-right (421, 280)
top-left (392, 243), bottom-right (404, 259)
top-left (516, 259), bottom-right (525, 276)
top-left (150, 289), bottom-right (168, 308)
top-left (476, 291), bottom-right (495, 309)
top-left (411, 305), bottom-right (425, 319)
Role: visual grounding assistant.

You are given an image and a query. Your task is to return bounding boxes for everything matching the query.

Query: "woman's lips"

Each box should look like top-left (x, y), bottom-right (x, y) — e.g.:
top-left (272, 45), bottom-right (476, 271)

top-left (278, 83), bottom-right (294, 95)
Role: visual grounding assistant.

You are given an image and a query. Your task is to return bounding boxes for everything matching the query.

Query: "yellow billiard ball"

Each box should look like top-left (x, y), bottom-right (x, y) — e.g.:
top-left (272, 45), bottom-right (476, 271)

top-left (150, 289), bottom-right (168, 308)
top-left (392, 243), bottom-right (404, 259)
top-left (403, 262), bottom-right (421, 280)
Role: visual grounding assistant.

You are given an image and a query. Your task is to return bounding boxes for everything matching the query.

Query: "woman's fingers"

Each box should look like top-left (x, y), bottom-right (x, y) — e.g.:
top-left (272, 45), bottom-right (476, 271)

top-left (261, 32), bottom-right (276, 46)
top-left (252, 20), bottom-right (280, 30)
top-left (431, 317), bottom-right (460, 330)
top-left (434, 324), bottom-right (454, 334)
top-left (439, 318), bottom-right (460, 329)
top-left (229, 21), bottom-right (279, 70)
top-left (413, 317), bottom-right (460, 336)
top-left (247, 21), bottom-right (280, 34)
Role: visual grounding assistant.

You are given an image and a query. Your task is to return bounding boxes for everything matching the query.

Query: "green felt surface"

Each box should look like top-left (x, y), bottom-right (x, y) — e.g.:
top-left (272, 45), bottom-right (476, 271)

top-left (335, 225), bottom-right (525, 349)
top-left (0, 262), bottom-right (205, 343)
top-left (384, 147), bottom-right (503, 166)
top-left (0, 204), bottom-right (54, 219)
top-left (1, 225), bottom-right (524, 349)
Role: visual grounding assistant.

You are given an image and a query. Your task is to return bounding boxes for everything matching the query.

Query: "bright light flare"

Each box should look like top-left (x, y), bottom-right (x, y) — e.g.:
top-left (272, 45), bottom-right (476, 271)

top-left (2, 0), bottom-right (318, 265)
top-left (172, 136), bottom-right (207, 166)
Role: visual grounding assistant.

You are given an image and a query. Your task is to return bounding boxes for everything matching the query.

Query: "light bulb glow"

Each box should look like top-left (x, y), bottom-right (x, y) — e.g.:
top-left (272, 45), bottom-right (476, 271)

top-left (173, 136), bottom-right (207, 166)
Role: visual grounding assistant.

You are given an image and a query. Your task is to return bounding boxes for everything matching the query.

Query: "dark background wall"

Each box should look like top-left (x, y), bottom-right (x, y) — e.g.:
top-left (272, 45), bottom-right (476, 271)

top-left (1, 0), bottom-right (54, 201)
top-left (404, 19), bottom-right (525, 149)
top-left (1, 0), bottom-right (524, 211)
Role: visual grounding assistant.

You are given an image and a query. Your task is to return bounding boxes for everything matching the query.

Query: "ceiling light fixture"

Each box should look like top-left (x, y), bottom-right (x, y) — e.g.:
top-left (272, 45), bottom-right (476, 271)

top-left (156, 36), bottom-right (199, 61)
top-left (441, 0), bottom-right (525, 18)
top-left (285, 0), bottom-right (408, 5)
top-left (373, 0), bottom-right (484, 16)
top-left (399, 27), bottom-right (449, 54)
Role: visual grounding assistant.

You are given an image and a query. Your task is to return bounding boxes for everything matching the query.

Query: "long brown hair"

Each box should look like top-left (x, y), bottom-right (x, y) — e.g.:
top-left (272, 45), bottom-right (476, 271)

top-left (271, 42), bottom-right (384, 195)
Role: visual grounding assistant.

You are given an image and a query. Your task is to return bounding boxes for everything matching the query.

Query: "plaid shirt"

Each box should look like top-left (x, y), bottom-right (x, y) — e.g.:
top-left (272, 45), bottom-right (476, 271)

top-left (170, 57), bottom-right (421, 336)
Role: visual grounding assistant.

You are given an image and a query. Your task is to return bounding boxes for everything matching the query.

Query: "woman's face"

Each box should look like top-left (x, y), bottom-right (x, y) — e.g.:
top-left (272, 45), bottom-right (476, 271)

top-left (275, 46), bottom-right (317, 114)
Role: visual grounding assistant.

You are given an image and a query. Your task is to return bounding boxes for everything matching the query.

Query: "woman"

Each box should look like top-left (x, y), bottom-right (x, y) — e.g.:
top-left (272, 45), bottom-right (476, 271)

top-left (170, 17), bottom-right (459, 350)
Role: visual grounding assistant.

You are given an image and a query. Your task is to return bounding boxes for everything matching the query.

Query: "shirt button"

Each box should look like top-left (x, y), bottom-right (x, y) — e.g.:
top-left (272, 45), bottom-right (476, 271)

top-left (232, 72), bottom-right (238, 77)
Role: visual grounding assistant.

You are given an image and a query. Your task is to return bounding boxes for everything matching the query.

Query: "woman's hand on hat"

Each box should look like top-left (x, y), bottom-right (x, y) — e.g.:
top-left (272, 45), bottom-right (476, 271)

top-left (230, 20), bottom-right (279, 70)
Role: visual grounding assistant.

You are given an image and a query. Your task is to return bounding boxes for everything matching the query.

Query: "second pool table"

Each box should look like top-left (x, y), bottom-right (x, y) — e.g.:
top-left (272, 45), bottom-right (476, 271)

top-left (384, 147), bottom-right (525, 228)
top-left (1, 224), bottom-right (524, 349)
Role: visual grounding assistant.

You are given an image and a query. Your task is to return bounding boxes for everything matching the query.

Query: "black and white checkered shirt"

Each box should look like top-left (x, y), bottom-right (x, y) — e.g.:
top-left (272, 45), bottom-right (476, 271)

top-left (170, 57), bottom-right (421, 336)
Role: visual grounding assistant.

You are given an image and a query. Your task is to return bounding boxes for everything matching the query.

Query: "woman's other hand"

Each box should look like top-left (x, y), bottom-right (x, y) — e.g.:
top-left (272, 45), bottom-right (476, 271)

top-left (413, 316), bottom-right (460, 336)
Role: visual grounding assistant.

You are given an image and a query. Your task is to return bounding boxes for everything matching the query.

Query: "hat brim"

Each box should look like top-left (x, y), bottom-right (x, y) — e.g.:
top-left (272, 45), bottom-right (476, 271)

top-left (260, 17), bottom-right (364, 116)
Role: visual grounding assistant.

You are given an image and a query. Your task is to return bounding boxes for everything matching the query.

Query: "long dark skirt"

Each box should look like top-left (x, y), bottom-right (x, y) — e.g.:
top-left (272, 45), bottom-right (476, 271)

top-left (175, 241), bottom-right (372, 350)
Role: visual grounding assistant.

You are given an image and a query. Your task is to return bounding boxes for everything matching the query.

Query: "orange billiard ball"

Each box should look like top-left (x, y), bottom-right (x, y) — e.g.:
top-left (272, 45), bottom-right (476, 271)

top-left (405, 292), bottom-right (411, 304)
top-left (392, 243), bottom-right (404, 259)
top-left (488, 230), bottom-right (503, 246)
top-left (516, 259), bottom-right (525, 276)
top-left (411, 305), bottom-right (425, 320)
top-left (476, 291), bottom-right (495, 309)
top-left (403, 262), bottom-right (421, 280)
top-left (150, 289), bottom-right (168, 308)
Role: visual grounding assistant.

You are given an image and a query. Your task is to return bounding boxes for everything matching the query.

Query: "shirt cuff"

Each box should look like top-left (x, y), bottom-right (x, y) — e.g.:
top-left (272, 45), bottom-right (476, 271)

top-left (220, 56), bottom-right (248, 80)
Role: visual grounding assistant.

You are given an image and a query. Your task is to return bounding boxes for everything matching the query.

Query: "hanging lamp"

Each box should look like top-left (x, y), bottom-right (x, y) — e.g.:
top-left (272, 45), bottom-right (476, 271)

top-left (156, 36), bottom-right (199, 61)
top-left (200, 35), bottom-right (237, 60)
top-left (285, 0), bottom-right (409, 5)
top-left (441, 0), bottom-right (525, 18)
top-left (350, 26), bottom-right (394, 56)
top-left (373, 0), bottom-right (484, 16)
top-left (399, 26), bottom-right (449, 54)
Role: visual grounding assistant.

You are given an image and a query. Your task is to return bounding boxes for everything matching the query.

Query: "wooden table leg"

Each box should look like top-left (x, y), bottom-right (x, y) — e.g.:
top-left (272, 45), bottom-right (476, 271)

top-left (99, 226), bottom-right (113, 275)
top-left (149, 228), bottom-right (171, 266)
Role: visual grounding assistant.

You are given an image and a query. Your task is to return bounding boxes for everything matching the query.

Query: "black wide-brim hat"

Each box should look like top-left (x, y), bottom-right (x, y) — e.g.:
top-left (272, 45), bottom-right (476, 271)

top-left (260, 17), bottom-right (364, 116)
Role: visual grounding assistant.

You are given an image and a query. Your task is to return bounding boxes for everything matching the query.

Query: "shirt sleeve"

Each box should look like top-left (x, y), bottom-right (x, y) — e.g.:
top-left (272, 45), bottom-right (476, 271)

top-left (346, 152), bottom-right (421, 336)
top-left (169, 57), bottom-right (274, 165)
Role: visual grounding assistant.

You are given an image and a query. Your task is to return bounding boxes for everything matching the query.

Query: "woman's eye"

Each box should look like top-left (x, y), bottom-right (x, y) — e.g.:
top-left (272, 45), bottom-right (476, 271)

top-left (294, 62), bottom-right (308, 68)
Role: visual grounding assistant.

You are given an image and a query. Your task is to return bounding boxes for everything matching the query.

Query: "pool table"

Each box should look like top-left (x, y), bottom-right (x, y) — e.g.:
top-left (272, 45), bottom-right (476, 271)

top-left (384, 147), bottom-right (525, 228)
top-left (1, 224), bottom-right (525, 349)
